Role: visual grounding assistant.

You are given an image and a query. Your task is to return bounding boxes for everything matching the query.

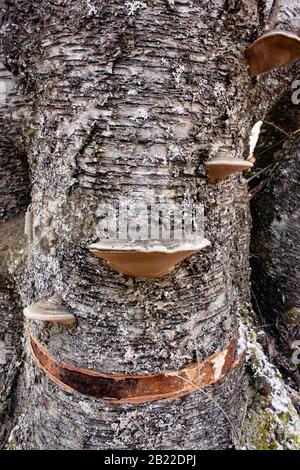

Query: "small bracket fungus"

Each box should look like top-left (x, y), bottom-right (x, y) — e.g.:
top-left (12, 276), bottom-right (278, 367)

top-left (24, 294), bottom-right (76, 325)
top-left (205, 157), bottom-right (253, 183)
top-left (245, 31), bottom-right (300, 76)
top-left (89, 240), bottom-right (211, 278)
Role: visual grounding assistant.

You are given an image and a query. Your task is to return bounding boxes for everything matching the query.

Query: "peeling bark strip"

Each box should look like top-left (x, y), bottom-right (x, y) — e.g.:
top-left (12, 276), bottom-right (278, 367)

top-left (28, 330), bottom-right (243, 404)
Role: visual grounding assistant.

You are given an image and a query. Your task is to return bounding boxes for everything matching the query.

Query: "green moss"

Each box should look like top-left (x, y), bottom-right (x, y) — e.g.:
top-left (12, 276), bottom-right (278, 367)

top-left (246, 405), bottom-right (300, 450)
top-left (239, 317), bottom-right (300, 450)
top-left (256, 420), bottom-right (277, 450)
top-left (6, 438), bottom-right (16, 450)
top-left (248, 408), bottom-right (278, 450)
top-left (283, 309), bottom-right (300, 325)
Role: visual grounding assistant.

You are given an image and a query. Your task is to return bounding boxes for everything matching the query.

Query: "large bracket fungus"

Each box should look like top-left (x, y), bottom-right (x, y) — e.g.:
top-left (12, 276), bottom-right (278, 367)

top-left (245, 1), bottom-right (300, 76)
top-left (246, 31), bottom-right (300, 76)
top-left (89, 239), bottom-right (211, 278)
top-left (24, 294), bottom-right (76, 325)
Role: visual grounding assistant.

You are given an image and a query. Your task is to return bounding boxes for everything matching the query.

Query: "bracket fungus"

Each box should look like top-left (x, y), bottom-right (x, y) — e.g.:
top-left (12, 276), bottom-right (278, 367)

top-left (89, 239), bottom-right (211, 278)
top-left (245, 31), bottom-right (300, 76)
top-left (24, 294), bottom-right (76, 325)
top-left (205, 157), bottom-right (253, 183)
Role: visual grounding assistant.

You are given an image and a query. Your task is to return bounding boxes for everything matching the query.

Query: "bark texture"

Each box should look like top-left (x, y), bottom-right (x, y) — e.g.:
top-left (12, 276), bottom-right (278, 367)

top-left (251, 136), bottom-right (300, 323)
top-left (264, 0), bottom-right (300, 33)
top-left (0, 62), bottom-right (28, 219)
top-left (0, 61), bottom-right (28, 444)
top-left (251, 131), bottom-right (300, 389)
top-left (0, 0), bottom-right (298, 449)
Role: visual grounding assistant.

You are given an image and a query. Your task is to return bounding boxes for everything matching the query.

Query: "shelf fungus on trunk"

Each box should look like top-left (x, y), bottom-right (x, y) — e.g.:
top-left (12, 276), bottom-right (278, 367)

top-left (205, 157), bottom-right (253, 183)
top-left (27, 326), bottom-right (245, 404)
top-left (23, 294), bottom-right (76, 325)
top-left (245, 31), bottom-right (300, 76)
top-left (89, 239), bottom-right (211, 278)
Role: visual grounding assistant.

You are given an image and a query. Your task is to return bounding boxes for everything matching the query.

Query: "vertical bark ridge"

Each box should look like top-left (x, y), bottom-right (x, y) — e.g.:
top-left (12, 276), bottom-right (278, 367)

top-left (0, 62), bottom-right (29, 219)
top-left (0, 60), bottom-right (28, 446)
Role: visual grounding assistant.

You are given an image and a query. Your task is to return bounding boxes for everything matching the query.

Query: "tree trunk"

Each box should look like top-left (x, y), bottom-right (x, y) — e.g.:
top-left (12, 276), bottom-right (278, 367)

top-left (250, 101), bottom-right (300, 389)
top-left (0, 0), bottom-right (299, 450)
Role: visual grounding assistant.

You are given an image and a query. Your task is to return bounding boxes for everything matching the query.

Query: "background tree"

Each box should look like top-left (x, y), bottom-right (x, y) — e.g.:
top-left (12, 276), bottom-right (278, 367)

top-left (250, 96), bottom-right (300, 396)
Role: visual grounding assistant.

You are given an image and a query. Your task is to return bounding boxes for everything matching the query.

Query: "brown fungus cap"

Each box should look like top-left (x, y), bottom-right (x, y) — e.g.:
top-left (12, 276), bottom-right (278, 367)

top-left (245, 31), bottom-right (300, 76)
top-left (89, 240), bottom-right (211, 278)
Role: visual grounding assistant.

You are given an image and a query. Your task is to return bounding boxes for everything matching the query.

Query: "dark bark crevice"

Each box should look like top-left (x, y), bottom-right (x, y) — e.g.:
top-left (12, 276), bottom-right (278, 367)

top-left (250, 94), bottom-right (300, 391)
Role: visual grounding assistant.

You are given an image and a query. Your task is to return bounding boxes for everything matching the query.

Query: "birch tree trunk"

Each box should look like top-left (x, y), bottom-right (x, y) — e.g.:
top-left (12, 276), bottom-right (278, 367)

top-left (0, 0), bottom-right (299, 450)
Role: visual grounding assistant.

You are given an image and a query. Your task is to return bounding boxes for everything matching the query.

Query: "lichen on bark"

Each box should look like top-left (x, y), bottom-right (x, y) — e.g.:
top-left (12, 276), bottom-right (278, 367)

top-left (240, 322), bottom-right (300, 450)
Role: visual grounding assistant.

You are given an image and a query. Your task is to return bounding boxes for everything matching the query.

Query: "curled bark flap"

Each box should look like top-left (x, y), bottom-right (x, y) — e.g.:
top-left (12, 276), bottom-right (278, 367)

top-left (28, 327), bottom-right (244, 404)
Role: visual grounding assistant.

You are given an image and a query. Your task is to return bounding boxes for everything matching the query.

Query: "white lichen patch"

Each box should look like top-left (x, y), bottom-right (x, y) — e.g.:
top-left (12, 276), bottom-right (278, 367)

top-left (193, 78), bottom-right (208, 102)
top-left (142, 152), bottom-right (168, 165)
top-left (85, 0), bottom-right (97, 16)
top-left (172, 65), bottom-right (185, 88)
top-left (161, 58), bottom-right (170, 68)
top-left (171, 105), bottom-right (185, 115)
top-left (125, 1), bottom-right (147, 16)
top-left (236, 322), bottom-right (248, 356)
top-left (130, 108), bottom-right (149, 123)
top-left (247, 331), bottom-right (290, 414)
top-left (213, 82), bottom-right (227, 105)
top-left (168, 144), bottom-right (185, 162)
top-left (127, 89), bottom-right (138, 96)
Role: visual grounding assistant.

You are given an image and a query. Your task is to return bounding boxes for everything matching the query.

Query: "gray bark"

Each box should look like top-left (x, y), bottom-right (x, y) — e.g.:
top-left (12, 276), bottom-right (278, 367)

top-left (0, 0), bottom-right (298, 450)
top-left (0, 62), bottom-right (28, 219)
top-left (264, 0), bottom-right (300, 33)
top-left (251, 129), bottom-right (300, 385)
top-left (0, 62), bottom-right (28, 443)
